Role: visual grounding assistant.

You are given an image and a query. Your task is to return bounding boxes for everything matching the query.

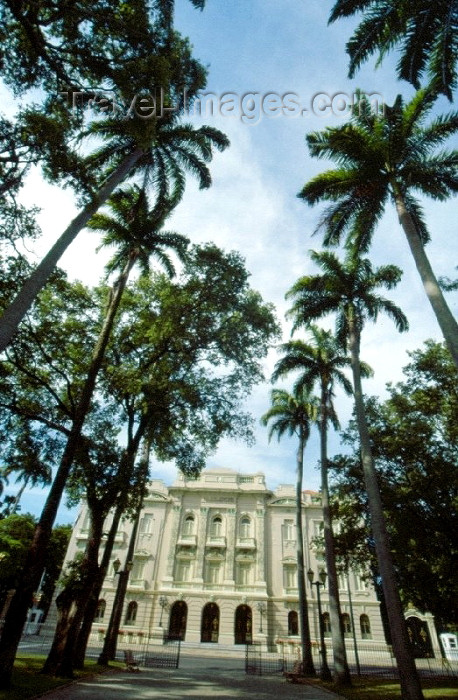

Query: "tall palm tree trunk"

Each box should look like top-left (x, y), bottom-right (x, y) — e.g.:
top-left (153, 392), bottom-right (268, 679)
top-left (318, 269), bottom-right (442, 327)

top-left (393, 188), bottom-right (458, 368)
top-left (296, 427), bottom-right (316, 677)
top-left (347, 317), bottom-right (424, 700)
top-left (0, 254), bottom-right (138, 689)
top-left (0, 147), bottom-right (144, 353)
top-left (320, 395), bottom-right (351, 686)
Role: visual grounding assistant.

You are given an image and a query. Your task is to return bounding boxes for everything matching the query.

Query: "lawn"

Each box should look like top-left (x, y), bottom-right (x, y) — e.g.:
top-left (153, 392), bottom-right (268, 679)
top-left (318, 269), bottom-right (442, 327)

top-left (318, 676), bottom-right (458, 699)
top-left (0, 655), bottom-right (118, 700)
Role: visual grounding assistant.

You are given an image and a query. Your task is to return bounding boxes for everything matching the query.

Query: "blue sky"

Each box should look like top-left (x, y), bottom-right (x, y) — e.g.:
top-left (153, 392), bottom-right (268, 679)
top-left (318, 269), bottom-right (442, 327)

top-left (5, 0), bottom-right (458, 522)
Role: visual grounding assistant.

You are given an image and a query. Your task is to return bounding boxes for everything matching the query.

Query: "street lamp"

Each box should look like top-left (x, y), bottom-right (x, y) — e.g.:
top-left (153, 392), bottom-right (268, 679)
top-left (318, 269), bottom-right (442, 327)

top-left (98, 558), bottom-right (133, 665)
top-left (158, 596), bottom-right (169, 627)
top-left (257, 602), bottom-right (267, 633)
top-left (307, 568), bottom-right (332, 681)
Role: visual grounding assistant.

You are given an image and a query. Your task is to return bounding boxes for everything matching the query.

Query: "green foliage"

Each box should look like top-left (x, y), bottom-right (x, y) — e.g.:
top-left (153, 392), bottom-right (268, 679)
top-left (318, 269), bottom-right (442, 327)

top-left (329, 0), bottom-right (458, 99)
top-left (261, 387), bottom-right (319, 442)
top-left (301, 90), bottom-right (458, 252)
top-left (286, 249), bottom-right (408, 348)
top-left (0, 514), bottom-right (36, 593)
top-left (330, 341), bottom-right (458, 625)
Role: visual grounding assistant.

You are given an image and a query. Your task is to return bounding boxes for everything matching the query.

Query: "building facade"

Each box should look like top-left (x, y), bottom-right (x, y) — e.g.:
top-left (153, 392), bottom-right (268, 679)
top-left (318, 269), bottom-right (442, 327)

top-left (65, 468), bottom-right (388, 652)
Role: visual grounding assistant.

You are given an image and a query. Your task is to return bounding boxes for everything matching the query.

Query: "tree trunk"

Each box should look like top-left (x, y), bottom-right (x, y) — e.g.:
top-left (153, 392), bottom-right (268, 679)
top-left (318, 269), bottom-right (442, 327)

top-left (73, 502), bottom-right (125, 669)
top-left (0, 252), bottom-right (138, 688)
top-left (394, 189), bottom-right (458, 368)
top-left (296, 429), bottom-right (316, 677)
top-left (40, 589), bottom-right (79, 678)
top-left (0, 147), bottom-right (144, 353)
top-left (320, 392), bottom-right (351, 686)
top-left (42, 512), bottom-right (105, 677)
top-left (347, 314), bottom-right (424, 700)
top-left (98, 440), bottom-right (151, 664)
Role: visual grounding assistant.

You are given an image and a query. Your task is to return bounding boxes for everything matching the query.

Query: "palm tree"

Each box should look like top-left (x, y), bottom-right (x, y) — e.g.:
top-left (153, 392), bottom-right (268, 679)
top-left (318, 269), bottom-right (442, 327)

top-left (261, 387), bottom-right (318, 677)
top-left (300, 90), bottom-right (458, 368)
top-left (329, 0), bottom-right (458, 99)
top-left (271, 327), bottom-right (354, 686)
top-left (0, 188), bottom-right (188, 688)
top-left (0, 36), bottom-right (229, 353)
top-left (287, 249), bottom-right (425, 700)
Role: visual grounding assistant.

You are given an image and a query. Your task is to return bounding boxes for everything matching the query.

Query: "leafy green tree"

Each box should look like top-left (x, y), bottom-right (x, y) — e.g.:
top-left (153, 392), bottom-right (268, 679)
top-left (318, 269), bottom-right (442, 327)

top-left (0, 514), bottom-right (36, 608)
top-left (331, 341), bottom-right (458, 627)
top-left (261, 388), bottom-right (318, 678)
top-left (271, 328), bottom-right (353, 685)
top-left (0, 244), bottom-right (279, 679)
top-left (329, 0), bottom-right (458, 99)
top-left (300, 90), bottom-right (458, 367)
top-left (0, 184), bottom-right (188, 683)
top-left (0, 515), bottom-right (69, 620)
top-left (51, 245), bottom-right (278, 676)
top-left (0, 2), bottom-right (228, 352)
top-left (287, 249), bottom-right (425, 700)
top-left (0, 419), bottom-right (52, 515)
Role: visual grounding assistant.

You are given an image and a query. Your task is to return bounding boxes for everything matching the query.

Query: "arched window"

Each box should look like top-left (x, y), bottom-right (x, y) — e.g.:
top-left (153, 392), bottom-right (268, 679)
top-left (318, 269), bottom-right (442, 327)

top-left (124, 601), bottom-right (138, 625)
top-left (341, 613), bottom-right (352, 637)
top-left (239, 516), bottom-right (251, 539)
top-left (288, 610), bottom-right (299, 636)
top-left (360, 614), bottom-right (371, 639)
top-left (322, 612), bottom-right (331, 637)
top-left (168, 600), bottom-right (188, 641)
top-left (94, 599), bottom-right (106, 621)
top-left (201, 602), bottom-right (220, 643)
top-left (234, 605), bottom-right (252, 645)
top-left (211, 515), bottom-right (222, 538)
top-left (183, 514), bottom-right (195, 536)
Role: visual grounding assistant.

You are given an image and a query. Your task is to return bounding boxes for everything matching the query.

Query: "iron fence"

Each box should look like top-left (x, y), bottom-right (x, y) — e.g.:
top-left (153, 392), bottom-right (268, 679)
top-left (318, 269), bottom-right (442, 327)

top-left (16, 622), bottom-right (181, 669)
top-left (245, 641), bottom-right (458, 679)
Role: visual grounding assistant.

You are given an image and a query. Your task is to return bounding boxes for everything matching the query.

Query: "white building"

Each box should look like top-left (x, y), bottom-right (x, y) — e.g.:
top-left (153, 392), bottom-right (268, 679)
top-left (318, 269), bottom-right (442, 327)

top-left (65, 468), bottom-right (388, 652)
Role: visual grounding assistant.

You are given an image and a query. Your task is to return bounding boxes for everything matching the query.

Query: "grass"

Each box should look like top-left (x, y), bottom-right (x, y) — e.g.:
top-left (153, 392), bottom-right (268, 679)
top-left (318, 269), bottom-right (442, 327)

top-left (0, 655), bottom-right (119, 700)
top-left (315, 676), bottom-right (458, 699)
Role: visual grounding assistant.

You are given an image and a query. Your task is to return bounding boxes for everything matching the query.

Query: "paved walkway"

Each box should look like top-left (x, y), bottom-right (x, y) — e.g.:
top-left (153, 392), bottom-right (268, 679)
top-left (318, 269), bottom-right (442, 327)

top-left (37, 655), bottom-right (344, 700)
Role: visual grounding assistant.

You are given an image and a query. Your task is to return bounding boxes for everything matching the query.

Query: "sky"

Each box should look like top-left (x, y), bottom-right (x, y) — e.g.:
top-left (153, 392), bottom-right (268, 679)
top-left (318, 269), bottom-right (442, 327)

top-left (4, 0), bottom-right (458, 523)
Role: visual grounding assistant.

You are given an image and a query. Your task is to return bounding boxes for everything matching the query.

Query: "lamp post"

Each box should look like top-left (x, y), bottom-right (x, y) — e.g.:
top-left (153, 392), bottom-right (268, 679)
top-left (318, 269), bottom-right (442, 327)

top-left (307, 568), bottom-right (332, 681)
top-left (257, 602), bottom-right (267, 633)
top-left (158, 596), bottom-right (169, 627)
top-left (98, 558), bottom-right (133, 665)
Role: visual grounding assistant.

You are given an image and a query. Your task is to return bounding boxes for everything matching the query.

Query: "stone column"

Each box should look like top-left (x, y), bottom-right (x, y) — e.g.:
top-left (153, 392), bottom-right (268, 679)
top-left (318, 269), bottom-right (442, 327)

top-left (164, 504), bottom-right (181, 581)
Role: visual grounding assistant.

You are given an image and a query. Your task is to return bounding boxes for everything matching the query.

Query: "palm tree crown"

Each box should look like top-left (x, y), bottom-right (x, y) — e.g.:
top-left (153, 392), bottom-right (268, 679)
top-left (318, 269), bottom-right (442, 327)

top-left (300, 91), bottom-right (458, 366)
top-left (87, 185), bottom-right (189, 278)
top-left (302, 90), bottom-right (458, 250)
top-left (287, 250), bottom-right (409, 345)
top-left (261, 387), bottom-right (318, 442)
top-left (329, 0), bottom-right (458, 99)
top-left (272, 327), bottom-right (353, 415)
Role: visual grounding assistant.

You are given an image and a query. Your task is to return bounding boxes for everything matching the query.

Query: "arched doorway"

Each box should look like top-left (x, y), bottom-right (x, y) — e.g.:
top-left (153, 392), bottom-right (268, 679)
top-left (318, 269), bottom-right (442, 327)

top-left (201, 602), bottom-right (220, 643)
top-left (288, 610), bottom-right (298, 636)
top-left (406, 616), bottom-right (434, 658)
top-left (168, 600), bottom-right (188, 641)
top-left (234, 604), bottom-right (252, 644)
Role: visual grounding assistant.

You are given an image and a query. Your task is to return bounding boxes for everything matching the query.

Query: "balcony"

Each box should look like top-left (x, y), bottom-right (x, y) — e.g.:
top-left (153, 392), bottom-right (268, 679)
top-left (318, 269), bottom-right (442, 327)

top-left (206, 536), bottom-right (226, 548)
top-left (235, 537), bottom-right (256, 550)
top-left (177, 534), bottom-right (197, 547)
